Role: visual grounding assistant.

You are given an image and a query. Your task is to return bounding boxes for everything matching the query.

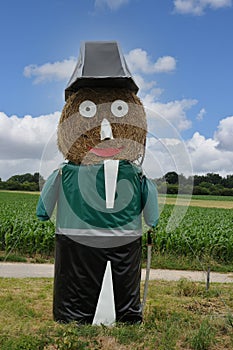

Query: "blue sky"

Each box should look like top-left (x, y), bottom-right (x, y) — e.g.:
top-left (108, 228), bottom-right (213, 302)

top-left (0, 0), bottom-right (233, 180)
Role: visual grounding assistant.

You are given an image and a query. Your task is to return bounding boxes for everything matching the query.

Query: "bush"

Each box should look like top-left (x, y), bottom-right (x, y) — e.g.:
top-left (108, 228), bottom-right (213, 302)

top-left (167, 184), bottom-right (178, 194)
top-left (192, 186), bottom-right (210, 195)
top-left (221, 188), bottom-right (233, 196)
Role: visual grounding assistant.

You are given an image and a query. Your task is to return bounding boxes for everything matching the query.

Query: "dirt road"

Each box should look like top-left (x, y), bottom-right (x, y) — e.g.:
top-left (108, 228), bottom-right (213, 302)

top-left (161, 197), bottom-right (233, 209)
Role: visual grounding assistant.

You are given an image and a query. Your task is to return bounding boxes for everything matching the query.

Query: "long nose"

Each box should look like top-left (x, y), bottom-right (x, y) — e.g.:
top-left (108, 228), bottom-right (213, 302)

top-left (100, 118), bottom-right (113, 140)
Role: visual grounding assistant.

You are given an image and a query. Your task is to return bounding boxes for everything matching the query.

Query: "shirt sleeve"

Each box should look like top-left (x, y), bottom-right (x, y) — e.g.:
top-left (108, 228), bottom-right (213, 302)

top-left (36, 169), bottom-right (60, 221)
top-left (141, 176), bottom-right (159, 228)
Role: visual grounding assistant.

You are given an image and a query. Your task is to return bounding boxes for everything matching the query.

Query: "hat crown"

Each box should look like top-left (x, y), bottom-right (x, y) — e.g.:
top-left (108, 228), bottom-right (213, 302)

top-left (65, 41), bottom-right (138, 100)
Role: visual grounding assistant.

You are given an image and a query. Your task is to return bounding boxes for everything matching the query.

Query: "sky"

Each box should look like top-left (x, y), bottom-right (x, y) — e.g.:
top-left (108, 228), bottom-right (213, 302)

top-left (0, 0), bottom-right (233, 180)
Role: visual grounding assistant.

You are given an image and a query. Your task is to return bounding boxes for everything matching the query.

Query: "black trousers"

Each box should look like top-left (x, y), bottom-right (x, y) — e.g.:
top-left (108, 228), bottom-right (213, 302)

top-left (53, 234), bottom-right (142, 324)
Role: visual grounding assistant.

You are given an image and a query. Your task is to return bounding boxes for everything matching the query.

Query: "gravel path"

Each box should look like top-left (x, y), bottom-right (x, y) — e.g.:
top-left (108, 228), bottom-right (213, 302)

top-left (0, 262), bottom-right (233, 283)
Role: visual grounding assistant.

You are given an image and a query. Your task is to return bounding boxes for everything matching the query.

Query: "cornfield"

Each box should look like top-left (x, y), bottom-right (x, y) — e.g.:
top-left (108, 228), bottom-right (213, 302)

top-left (151, 204), bottom-right (233, 263)
top-left (0, 191), bottom-right (54, 256)
top-left (0, 191), bottom-right (233, 263)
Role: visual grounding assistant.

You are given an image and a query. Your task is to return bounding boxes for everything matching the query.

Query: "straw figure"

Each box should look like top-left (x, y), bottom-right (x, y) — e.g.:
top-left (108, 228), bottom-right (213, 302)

top-left (37, 41), bottom-right (159, 325)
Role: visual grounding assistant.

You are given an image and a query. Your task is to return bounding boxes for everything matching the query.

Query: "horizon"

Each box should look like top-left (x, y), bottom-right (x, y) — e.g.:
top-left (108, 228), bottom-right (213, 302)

top-left (1, 169), bottom-right (233, 182)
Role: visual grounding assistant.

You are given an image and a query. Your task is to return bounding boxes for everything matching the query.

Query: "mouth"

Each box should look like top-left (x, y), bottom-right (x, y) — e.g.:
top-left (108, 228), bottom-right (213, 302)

top-left (89, 146), bottom-right (124, 157)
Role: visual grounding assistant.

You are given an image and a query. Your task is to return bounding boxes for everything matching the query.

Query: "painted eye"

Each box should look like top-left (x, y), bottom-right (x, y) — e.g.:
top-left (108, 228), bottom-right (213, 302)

top-left (79, 100), bottom-right (97, 118)
top-left (111, 100), bottom-right (129, 117)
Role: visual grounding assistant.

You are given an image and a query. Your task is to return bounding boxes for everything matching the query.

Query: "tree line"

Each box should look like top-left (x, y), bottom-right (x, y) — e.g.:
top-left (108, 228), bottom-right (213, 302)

top-left (1, 171), bottom-right (233, 196)
top-left (0, 173), bottom-right (45, 192)
top-left (155, 171), bottom-right (233, 196)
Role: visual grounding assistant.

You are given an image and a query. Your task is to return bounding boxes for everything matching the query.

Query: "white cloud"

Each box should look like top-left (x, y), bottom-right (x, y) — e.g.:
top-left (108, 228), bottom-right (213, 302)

top-left (144, 95), bottom-right (197, 131)
top-left (185, 116), bottom-right (233, 175)
top-left (0, 112), bottom-right (61, 180)
top-left (214, 115), bottom-right (233, 151)
top-left (1, 111), bottom-right (233, 180)
top-left (196, 107), bottom-right (206, 121)
top-left (124, 48), bottom-right (194, 133)
top-left (144, 137), bottom-right (193, 178)
top-left (125, 48), bottom-right (176, 74)
top-left (186, 131), bottom-right (233, 175)
top-left (24, 57), bottom-right (76, 84)
top-left (144, 119), bottom-right (233, 178)
top-left (142, 112), bottom-right (233, 178)
top-left (173, 0), bottom-right (232, 15)
top-left (23, 48), bottom-right (176, 91)
top-left (187, 115), bottom-right (233, 175)
top-left (124, 48), bottom-right (193, 133)
top-left (132, 74), bottom-right (156, 91)
top-left (152, 56), bottom-right (177, 73)
top-left (133, 74), bottom-right (164, 98)
top-left (0, 159), bottom-right (41, 182)
top-left (95, 0), bottom-right (129, 10)
top-left (203, 0), bottom-right (232, 9)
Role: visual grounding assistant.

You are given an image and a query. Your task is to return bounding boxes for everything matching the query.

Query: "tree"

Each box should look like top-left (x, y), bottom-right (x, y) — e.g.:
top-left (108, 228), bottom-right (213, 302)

top-left (194, 175), bottom-right (206, 186)
top-left (0, 172), bottom-right (45, 191)
top-left (205, 173), bottom-right (222, 185)
top-left (5, 180), bottom-right (22, 190)
top-left (193, 186), bottom-right (210, 195)
top-left (7, 173), bottom-right (35, 184)
top-left (222, 175), bottom-right (233, 189)
top-left (164, 171), bottom-right (178, 184)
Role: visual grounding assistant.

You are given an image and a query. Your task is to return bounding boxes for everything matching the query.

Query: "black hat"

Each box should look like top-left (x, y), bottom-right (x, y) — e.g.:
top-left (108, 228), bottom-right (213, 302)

top-left (65, 41), bottom-right (139, 101)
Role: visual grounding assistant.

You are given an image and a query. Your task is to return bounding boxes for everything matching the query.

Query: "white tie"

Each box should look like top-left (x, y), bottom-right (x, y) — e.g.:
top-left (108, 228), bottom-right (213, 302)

top-left (104, 159), bottom-right (119, 209)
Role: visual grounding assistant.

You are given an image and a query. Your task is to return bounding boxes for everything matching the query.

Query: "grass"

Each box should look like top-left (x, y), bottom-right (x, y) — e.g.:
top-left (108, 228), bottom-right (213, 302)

top-left (1, 249), bottom-right (233, 273)
top-left (0, 252), bottom-right (27, 262)
top-left (144, 252), bottom-right (233, 273)
top-left (0, 278), bottom-right (233, 349)
top-left (0, 251), bottom-right (54, 264)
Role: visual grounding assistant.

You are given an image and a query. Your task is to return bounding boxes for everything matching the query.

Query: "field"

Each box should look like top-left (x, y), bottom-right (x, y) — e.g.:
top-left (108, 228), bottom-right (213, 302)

top-left (0, 191), bottom-right (54, 258)
top-left (151, 203), bottom-right (233, 264)
top-left (0, 191), bottom-right (233, 349)
top-left (0, 191), bottom-right (233, 270)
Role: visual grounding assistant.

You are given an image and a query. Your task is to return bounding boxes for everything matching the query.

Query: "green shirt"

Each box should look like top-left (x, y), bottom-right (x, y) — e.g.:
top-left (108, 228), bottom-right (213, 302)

top-left (36, 160), bottom-right (159, 248)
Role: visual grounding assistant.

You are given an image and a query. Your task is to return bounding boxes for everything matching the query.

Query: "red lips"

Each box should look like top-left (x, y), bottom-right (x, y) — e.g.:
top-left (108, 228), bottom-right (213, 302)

top-left (90, 146), bottom-right (124, 157)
